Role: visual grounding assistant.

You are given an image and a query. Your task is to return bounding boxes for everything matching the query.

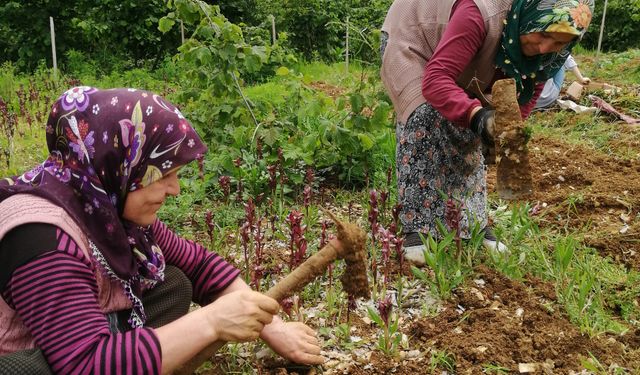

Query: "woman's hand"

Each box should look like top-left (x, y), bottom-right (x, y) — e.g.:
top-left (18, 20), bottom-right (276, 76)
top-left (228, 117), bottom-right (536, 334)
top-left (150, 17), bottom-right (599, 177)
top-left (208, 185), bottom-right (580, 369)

top-left (579, 76), bottom-right (591, 85)
top-left (205, 290), bottom-right (280, 342)
top-left (260, 318), bottom-right (325, 365)
top-left (470, 106), bottom-right (496, 145)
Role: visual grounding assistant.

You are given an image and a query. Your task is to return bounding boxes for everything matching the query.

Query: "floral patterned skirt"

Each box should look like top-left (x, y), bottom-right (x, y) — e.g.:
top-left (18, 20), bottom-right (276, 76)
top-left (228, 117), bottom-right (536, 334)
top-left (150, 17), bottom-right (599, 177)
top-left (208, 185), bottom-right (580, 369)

top-left (396, 103), bottom-right (487, 239)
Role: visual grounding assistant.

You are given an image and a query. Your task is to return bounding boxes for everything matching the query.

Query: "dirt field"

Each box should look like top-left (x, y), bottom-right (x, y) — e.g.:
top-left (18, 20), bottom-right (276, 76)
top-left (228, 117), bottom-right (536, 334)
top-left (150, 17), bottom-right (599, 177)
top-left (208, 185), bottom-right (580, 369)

top-left (197, 127), bottom-right (640, 374)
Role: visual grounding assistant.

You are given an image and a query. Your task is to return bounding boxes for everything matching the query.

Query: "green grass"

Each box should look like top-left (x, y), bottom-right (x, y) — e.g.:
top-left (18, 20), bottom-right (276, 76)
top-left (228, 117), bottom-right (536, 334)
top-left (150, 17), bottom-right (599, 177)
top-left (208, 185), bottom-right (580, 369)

top-left (528, 106), bottom-right (640, 161)
top-left (296, 61), bottom-right (370, 87)
top-left (490, 203), bottom-right (639, 336)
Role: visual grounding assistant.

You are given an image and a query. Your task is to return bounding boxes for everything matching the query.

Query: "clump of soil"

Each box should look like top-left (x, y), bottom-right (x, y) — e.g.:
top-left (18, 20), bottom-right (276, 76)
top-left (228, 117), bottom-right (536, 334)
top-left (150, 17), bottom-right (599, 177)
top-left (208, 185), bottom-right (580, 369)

top-left (492, 79), bottom-right (534, 200)
top-left (409, 265), bottom-right (639, 374)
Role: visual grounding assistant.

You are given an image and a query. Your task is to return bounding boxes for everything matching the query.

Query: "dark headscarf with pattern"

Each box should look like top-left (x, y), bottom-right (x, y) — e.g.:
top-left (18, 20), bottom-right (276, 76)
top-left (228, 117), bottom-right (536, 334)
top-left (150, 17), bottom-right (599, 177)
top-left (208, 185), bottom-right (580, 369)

top-left (0, 87), bottom-right (207, 326)
top-left (495, 0), bottom-right (594, 104)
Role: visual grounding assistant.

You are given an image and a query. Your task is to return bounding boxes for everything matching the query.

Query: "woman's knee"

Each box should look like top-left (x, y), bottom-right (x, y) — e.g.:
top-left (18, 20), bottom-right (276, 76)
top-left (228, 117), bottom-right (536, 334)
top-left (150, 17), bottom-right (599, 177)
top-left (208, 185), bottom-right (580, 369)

top-left (0, 349), bottom-right (52, 375)
top-left (163, 265), bottom-right (193, 306)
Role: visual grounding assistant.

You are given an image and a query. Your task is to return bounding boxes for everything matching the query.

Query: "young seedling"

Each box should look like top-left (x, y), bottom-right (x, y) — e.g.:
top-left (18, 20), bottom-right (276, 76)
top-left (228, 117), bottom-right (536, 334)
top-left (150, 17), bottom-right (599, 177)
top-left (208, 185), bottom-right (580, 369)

top-left (429, 349), bottom-right (456, 372)
top-left (482, 363), bottom-right (510, 374)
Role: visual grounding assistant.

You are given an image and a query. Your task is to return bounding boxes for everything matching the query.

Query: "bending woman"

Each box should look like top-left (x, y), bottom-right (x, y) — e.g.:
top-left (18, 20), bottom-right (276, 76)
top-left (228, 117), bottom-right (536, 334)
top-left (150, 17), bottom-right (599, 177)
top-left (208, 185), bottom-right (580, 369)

top-left (0, 87), bottom-right (325, 374)
top-left (380, 0), bottom-right (593, 264)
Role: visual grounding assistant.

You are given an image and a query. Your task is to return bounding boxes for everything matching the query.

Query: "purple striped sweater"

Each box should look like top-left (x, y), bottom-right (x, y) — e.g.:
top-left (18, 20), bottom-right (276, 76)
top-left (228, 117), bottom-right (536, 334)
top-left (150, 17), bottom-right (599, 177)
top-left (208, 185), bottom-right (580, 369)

top-left (1, 219), bottom-right (240, 374)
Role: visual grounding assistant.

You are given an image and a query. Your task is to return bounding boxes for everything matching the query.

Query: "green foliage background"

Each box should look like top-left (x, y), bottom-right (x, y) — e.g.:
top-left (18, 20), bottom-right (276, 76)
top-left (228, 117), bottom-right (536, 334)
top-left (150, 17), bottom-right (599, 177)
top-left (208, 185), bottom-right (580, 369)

top-left (0, 0), bottom-right (181, 72)
top-left (580, 0), bottom-right (640, 52)
top-left (2, 0), bottom-right (639, 73)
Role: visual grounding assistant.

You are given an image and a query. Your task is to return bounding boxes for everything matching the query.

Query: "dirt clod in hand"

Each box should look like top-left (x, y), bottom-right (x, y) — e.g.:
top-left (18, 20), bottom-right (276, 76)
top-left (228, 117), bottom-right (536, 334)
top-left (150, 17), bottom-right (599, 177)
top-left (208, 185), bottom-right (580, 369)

top-left (492, 78), bottom-right (534, 199)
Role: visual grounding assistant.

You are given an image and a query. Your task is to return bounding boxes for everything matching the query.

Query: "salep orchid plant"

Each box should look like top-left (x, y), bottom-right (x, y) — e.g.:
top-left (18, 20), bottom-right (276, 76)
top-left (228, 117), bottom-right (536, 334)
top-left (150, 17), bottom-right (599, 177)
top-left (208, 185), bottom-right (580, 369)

top-left (218, 175), bottom-right (231, 203)
top-left (444, 197), bottom-right (464, 258)
top-left (367, 293), bottom-right (402, 356)
top-left (377, 226), bottom-right (395, 288)
top-left (286, 210), bottom-right (307, 270)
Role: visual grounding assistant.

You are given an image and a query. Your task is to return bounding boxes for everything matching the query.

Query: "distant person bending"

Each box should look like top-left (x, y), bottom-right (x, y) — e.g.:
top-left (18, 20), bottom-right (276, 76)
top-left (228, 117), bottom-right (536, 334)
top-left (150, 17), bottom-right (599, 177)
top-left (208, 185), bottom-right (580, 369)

top-left (380, 0), bottom-right (594, 265)
top-left (535, 54), bottom-right (591, 109)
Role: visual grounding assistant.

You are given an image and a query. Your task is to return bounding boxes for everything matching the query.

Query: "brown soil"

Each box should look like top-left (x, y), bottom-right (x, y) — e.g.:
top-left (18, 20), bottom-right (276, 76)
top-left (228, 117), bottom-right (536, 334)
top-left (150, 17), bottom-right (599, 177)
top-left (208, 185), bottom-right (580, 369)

top-left (409, 265), bottom-right (639, 374)
top-left (256, 131), bottom-right (640, 374)
top-left (308, 81), bottom-right (344, 99)
top-left (488, 134), bottom-right (640, 269)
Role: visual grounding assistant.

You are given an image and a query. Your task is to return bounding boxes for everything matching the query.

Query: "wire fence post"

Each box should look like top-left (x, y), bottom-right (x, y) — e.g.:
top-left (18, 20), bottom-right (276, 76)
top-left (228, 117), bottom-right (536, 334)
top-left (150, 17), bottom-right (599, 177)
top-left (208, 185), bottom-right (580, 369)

top-left (345, 16), bottom-right (349, 75)
top-left (270, 15), bottom-right (276, 45)
top-left (49, 16), bottom-right (58, 81)
top-left (181, 20), bottom-right (185, 44)
top-left (594, 0), bottom-right (608, 76)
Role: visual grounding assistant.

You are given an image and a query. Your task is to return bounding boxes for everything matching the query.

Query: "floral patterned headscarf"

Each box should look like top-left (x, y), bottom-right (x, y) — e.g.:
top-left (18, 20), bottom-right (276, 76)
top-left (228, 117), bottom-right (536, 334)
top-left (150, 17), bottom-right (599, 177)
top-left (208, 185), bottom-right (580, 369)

top-left (0, 87), bottom-right (206, 326)
top-left (495, 0), bottom-right (594, 104)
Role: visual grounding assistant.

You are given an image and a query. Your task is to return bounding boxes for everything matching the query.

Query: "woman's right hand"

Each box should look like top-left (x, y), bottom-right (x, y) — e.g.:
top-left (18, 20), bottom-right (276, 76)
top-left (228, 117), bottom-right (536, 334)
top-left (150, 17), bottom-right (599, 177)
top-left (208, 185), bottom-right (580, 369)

top-left (205, 290), bottom-right (280, 342)
top-left (470, 106), bottom-right (496, 145)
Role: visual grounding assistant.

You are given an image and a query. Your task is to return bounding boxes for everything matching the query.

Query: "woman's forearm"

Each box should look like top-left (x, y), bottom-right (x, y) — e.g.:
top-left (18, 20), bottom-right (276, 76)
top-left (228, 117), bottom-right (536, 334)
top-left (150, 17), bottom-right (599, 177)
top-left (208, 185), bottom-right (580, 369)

top-left (154, 307), bottom-right (218, 374)
top-left (571, 66), bottom-right (584, 81)
top-left (155, 277), bottom-right (252, 374)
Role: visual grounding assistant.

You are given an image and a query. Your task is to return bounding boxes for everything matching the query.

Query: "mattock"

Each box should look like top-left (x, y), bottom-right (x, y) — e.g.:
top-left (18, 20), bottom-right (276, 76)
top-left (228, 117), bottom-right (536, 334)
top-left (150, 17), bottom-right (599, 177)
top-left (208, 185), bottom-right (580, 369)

top-left (492, 78), bottom-right (534, 200)
top-left (174, 210), bottom-right (370, 375)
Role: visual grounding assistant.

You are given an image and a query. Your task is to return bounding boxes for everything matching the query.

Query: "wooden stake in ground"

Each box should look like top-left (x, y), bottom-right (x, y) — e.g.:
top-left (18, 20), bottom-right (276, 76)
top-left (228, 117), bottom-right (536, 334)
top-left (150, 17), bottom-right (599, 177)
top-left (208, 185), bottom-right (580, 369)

top-left (492, 78), bottom-right (534, 199)
top-left (174, 212), bottom-right (369, 375)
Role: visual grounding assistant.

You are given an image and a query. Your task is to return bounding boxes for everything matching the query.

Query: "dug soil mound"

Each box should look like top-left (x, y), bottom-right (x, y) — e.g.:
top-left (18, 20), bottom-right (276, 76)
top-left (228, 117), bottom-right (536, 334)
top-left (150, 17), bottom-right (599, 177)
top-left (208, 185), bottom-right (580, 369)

top-left (488, 135), bottom-right (640, 269)
top-left (409, 265), bottom-right (639, 374)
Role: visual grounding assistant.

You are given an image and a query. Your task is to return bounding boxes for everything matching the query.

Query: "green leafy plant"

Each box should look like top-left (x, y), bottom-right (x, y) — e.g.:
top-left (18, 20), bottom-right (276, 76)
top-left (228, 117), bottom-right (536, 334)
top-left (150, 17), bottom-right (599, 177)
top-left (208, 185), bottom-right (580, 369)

top-left (410, 230), bottom-right (465, 299)
top-left (554, 236), bottom-right (577, 279)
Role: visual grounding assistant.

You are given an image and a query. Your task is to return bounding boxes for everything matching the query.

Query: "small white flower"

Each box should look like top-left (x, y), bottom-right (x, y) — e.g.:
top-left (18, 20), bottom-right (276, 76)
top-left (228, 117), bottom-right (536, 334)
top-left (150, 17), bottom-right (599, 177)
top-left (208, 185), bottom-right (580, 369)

top-left (111, 97), bottom-right (119, 106)
top-left (166, 124), bottom-right (174, 133)
top-left (187, 139), bottom-right (195, 148)
top-left (127, 88), bottom-right (137, 92)
top-left (84, 203), bottom-right (93, 214)
top-left (162, 160), bottom-right (173, 169)
top-left (92, 104), bottom-right (100, 115)
top-left (102, 131), bottom-right (108, 144)
top-left (146, 105), bottom-right (153, 116)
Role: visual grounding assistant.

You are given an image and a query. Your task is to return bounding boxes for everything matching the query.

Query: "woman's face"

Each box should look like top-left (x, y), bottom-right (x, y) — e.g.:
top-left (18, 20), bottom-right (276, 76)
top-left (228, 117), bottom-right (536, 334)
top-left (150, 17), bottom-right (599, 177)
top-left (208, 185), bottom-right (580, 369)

top-left (122, 169), bottom-right (181, 226)
top-left (520, 31), bottom-right (577, 56)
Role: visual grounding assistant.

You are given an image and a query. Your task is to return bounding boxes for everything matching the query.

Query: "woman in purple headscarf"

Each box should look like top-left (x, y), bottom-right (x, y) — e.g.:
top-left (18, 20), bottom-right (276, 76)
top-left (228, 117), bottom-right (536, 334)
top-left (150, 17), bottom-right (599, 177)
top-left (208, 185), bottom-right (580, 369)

top-left (0, 87), bottom-right (325, 374)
